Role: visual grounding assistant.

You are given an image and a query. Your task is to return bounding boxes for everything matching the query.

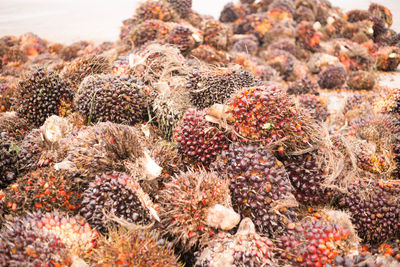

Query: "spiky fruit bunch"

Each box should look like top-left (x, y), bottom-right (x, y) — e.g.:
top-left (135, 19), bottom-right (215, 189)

top-left (1, 168), bottom-right (83, 216)
top-left (93, 228), bottom-right (182, 266)
top-left (232, 53), bottom-right (280, 81)
top-left (264, 49), bottom-right (296, 81)
top-left (347, 70), bottom-right (375, 90)
top-left (131, 19), bottom-right (170, 47)
top-left (166, 24), bottom-right (201, 54)
top-left (228, 86), bottom-right (308, 151)
top-left (61, 54), bottom-right (111, 90)
top-left (219, 3), bottom-right (248, 23)
top-left (166, 0), bottom-right (192, 17)
top-left (19, 32), bottom-right (47, 57)
top-left (317, 65), bottom-right (347, 89)
top-left (135, 0), bottom-right (178, 22)
top-left (0, 213), bottom-right (71, 266)
top-left (374, 46), bottom-right (400, 71)
top-left (298, 94), bottom-right (329, 122)
top-left (275, 215), bottom-right (353, 266)
top-left (283, 153), bottom-right (332, 205)
top-left (74, 74), bottom-right (148, 125)
top-left (190, 45), bottom-right (230, 66)
top-left (0, 112), bottom-right (31, 141)
top-left (232, 35), bottom-right (259, 56)
top-left (338, 179), bottom-right (400, 243)
top-left (213, 143), bottom-right (297, 236)
top-left (287, 78), bottom-right (319, 95)
top-left (295, 21), bottom-right (321, 52)
top-left (268, 39), bottom-right (297, 57)
top-left (80, 172), bottom-right (153, 233)
top-left (346, 10), bottom-right (372, 23)
top-left (369, 3), bottom-right (393, 27)
top-left (0, 133), bottom-right (18, 188)
top-left (187, 68), bottom-right (258, 109)
top-left (343, 93), bottom-right (366, 115)
top-left (234, 14), bottom-right (272, 41)
top-left (0, 78), bottom-right (17, 113)
top-left (174, 108), bottom-right (230, 168)
top-left (295, 6), bottom-right (315, 22)
top-left (194, 218), bottom-right (277, 266)
top-left (16, 67), bottom-right (74, 127)
top-left (201, 19), bottom-right (232, 50)
top-left (267, 0), bottom-right (295, 22)
top-left (307, 53), bottom-right (340, 74)
top-left (17, 129), bottom-right (49, 174)
top-left (158, 170), bottom-right (239, 251)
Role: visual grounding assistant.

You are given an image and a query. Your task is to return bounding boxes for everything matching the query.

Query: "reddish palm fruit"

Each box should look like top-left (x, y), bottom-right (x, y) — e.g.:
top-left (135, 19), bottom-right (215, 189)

top-left (16, 67), bottom-right (74, 127)
top-left (1, 46), bottom-right (27, 66)
top-left (268, 39), bottom-right (297, 57)
top-left (262, 19), bottom-right (297, 46)
top-left (174, 108), bottom-right (230, 168)
top-left (213, 143), bottom-right (298, 236)
top-left (287, 78), bottom-right (318, 96)
top-left (19, 32), bottom-right (47, 57)
top-left (219, 2), bottom-right (248, 23)
top-left (343, 94), bottom-right (365, 115)
top-left (111, 55), bottom-right (133, 76)
top-left (166, 0), bottom-right (192, 18)
top-left (166, 24), bottom-right (201, 54)
top-left (131, 19), bottom-right (170, 47)
top-left (338, 179), bottom-right (400, 243)
top-left (263, 49), bottom-right (296, 81)
top-left (158, 170), bottom-right (238, 251)
top-left (275, 216), bottom-right (353, 266)
top-left (295, 21), bottom-right (321, 52)
top-left (0, 132), bottom-right (18, 188)
top-left (61, 54), bottom-right (111, 90)
top-left (317, 65), bottom-right (347, 89)
top-left (93, 228), bottom-right (182, 266)
top-left (283, 153), bottom-right (332, 205)
top-left (267, 0), bottom-right (295, 22)
top-left (233, 14), bottom-right (273, 41)
top-left (295, 6), bottom-right (315, 22)
top-left (0, 112), bottom-right (30, 141)
top-left (228, 85), bottom-right (308, 150)
top-left (0, 77), bottom-right (16, 113)
top-left (369, 3), bottom-right (393, 27)
top-left (60, 40), bottom-right (91, 61)
top-left (0, 213), bottom-right (71, 266)
top-left (232, 52), bottom-right (281, 81)
top-left (74, 74), bottom-right (148, 125)
top-left (194, 218), bottom-right (277, 266)
top-left (1, 168), bottom-right (83, 216)
top-left (80, 172), bottom-right (153, 233)
top-left (298, 94), bottom-right (329, 122)
top-left (336, 43), bottom-right (374, 72)
top-left (232, 35), bottom-right (259, 56)
top-left (374, 46), bottom-right (400, 71)
top-left (346, 10), bottom-right (372, 23)
top-left (347, 70), bottom-right (376, 90)
top-left (190, 45), bottom-right (230, 66)
top-left (135, 0), bottom-right (178, 22)
top-left (201, 19), bottom-right (232, 50)
top-left (187, 68), bottom-right (258, 109)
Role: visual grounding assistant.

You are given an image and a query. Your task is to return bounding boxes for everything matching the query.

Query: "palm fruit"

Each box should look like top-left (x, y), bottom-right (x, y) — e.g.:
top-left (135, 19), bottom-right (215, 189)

top-left (80, 172), bottom-right (154, 233)
top-left (307, 53), bottom-right (339, 74)
top-left (135, 0), bottom-right (178, 22)
top-left (369, 3), bottom-right (393, 27)
top-left (317, 65), bottom-right (347, 89)
top-left (346, 10), bottom-right (372, 23)
top-left (194, 218), bottom-right (277, 266)
top-left (59, 40), bottom-right (91, 61)
top-left (190, 44), bottom-right (230, 66)
top-left (343, 93), bottom-right (365, 115)
top-left (338, 179), bottom-right (400, 243)
top-left (111, 55), bottom-right (133, 76)
top-left (231, 35), bottom-right (259, 56)
top-left (93, 228), bottom-right (182, 266)
top-left (374, 46), bottom-right (400, 71)
top-left (0, 213), bottom-right (71, 266)
top-left (166, 24), bottom-right (201, 54)
top-left (131, 19), bottom-right (170, 47)
top-left (17, 129), bottom-right (49, 173)
top-left (1, 168), bottom-right (83, 217)
top-left (187, 67), bottom-right (258, 109)
top-left (201, 19), bottom-right (232, 51)
top-left (19, 32), bottom-right (47, 57)
top-left (219, 2), bottom-right (248, 23)
top-left (267, 0), bottom-right (295, 22)
top-left (0, 112), bottom-right (31, 141)
top-left (263, 49), bottom-right (298, 81)
top-left (55, 122), bottom-right (161, 180)
top-left (335, 42), bottom-right (374, 72)
top-left (298, 94), bottom-right (329, 122)
top-left (228, 85), bottom-right (309, 152)
top-left (233, 14), bottom-right (272, 41)
top-left (347, 70), bottom-right (375, 90)
top-left (287, 78), bottom-right (319, 95)
top-left (268, 39), bottom-right (297, 57)
top-left (0, 133), bottom-right (18, 188)
top-left (232, 52), bottom-right (281, 81)
top-left (166, 0), bottom-right (192, 18)
top-left (275, 211), bottom-right (358, 266)
top-left (295, 21), bottom-right (321, 52)
top-left (282, 152), bottom-right (332, 205)
top-left (295, 6), bottom-right (315, 23)
top-left (262, 18), bottom-right (297, 46)
top-left (158, 170), bottom-right (240, 251)
top-left (213, 143), bottom-right (298, 236)
top-left (61, 54), bottom-right (111, 90)
top-left (74, 74), bottom-right (148, 125)
top-left (174, 108), bottom-right (230, 168)
top-left (16, 67), bottom-right (74, 127)
top-left (0, 77), bottom-right (17, 113)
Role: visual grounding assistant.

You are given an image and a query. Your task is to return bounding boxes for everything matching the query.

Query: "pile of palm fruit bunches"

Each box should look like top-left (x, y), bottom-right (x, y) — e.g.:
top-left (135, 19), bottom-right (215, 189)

top-left (2, 0), bottom-right (400, 265)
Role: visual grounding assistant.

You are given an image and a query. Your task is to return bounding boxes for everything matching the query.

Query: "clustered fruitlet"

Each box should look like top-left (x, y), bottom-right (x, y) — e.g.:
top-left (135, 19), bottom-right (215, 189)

top-left (0, 133), bottom-right (18, 188)
top-left (338, 179), bottom-right (400, 243)
top-left (317, 65), bottom-right (347, 89)
top-left (213, 143), bottom-right (297, 236)
top-left (166, 0), bottom-right (192, 18)
top-left (297, 94), bottom-right (329, 122)
top-left (174, 108), bottom-right (230, 168)
top-left (75, 74), bottom-right (148, 125)
top-left (16, 67), bottom-right (74, 127)
top-left (80, 172), bottom-right (152, 233)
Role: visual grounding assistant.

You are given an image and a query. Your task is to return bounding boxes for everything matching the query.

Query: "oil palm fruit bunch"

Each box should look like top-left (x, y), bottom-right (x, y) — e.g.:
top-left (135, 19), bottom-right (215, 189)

top-left (0, 132), bottom-right (19, 188)
top-left (61, 54), bottom-right (111, 90)
top-left (158, 170), bottom-right (240, 251)
top-left (80, 172), bottom-right (154, 233)
top-left (131, 19), bottom-right (170, 47)
top-left (17, 129), bottom-right (49, 174)
top-left (234, 14), bottom-right (272, 42)
top-left (194, 218), bottom-right (277, 266)
top-left (374, 46), bottom-right (400, 71)
top-left (213, 143), bottom-right (298, 236)
top-left (16, 66), bottom-right (74, 127)
top-left (0, 212), bottom-right (72, 266)
top-left (275, 211), bottom-right (358, 267)
top-left (201, 19), bottom-right (232, 50)
top-left (92, 227), bottom-right (182, 266)
top-left (338, 179), bottom-right (400, 243)
top-left (219, 2), bottom-right (248, 23)
top-left (297, 94), bottom-right (329, 122)
top-left (287, 78), bottom-right (319, 95)
top-left (0, 78), bottom-right (17, 113)
top-left (187, 67), bottom-right (258, 109)
top-left (1, 167), bottom-right (83, 217)
top-left (173, 108), bottom-right (230, 168)
top-left (190, 44), bottom-right (230, 66)
top-left (228, 85), bottom-right (310, 152)
top-left (267, 0), bottom-right (296, 22)
top-left (74, 74), bottom-right (148, 125)
top-left (166, 0), bottom-right (192, 18)
top-left (347, 70), bottom-right (376, 90)
top-left (0, 112), bottom-right (31, 141)
top-left (317, 65), bottom-right (347, 89)
top-left (135, 0), bottom-right (178, 23)
top-left (282, 152), bottom-right (332, 205)
top-left (369, 2), bottom-right (393, 28)
top-left (263, 49), bottom-right (297, 81)
top-left (295, 21), bottom-right (321, 52)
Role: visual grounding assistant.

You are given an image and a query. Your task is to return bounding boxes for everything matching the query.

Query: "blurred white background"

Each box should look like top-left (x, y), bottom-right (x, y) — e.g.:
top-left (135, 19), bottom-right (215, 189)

top-left (0, 0), bottom-right (399, 44)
